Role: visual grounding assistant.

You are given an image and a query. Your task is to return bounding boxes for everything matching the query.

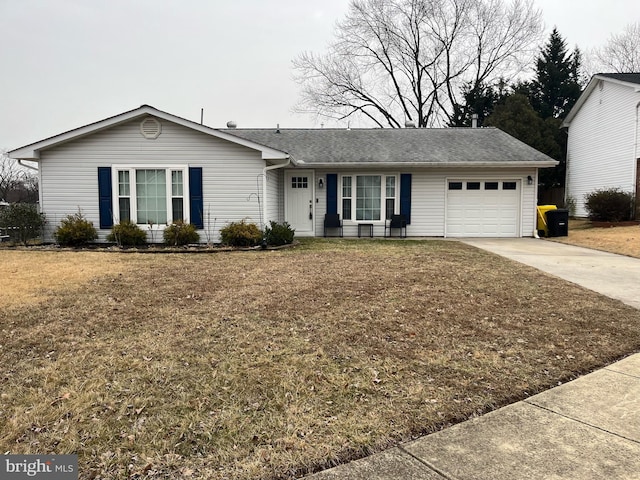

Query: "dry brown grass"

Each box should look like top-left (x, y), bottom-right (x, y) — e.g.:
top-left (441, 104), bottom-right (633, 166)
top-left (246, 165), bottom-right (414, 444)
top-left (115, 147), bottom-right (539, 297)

top-left (0, 250), bottom-right (130, 308)
top-left (552, 220), bottom-right (640, 258)
top-left (2, 240), bottom-right (640, 479)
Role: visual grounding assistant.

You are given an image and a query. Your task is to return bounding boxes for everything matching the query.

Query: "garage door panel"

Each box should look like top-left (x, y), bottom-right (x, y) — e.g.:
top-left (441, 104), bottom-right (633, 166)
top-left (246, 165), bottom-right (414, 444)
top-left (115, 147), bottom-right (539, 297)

top-left (446, 180), bottom-right (520, 238)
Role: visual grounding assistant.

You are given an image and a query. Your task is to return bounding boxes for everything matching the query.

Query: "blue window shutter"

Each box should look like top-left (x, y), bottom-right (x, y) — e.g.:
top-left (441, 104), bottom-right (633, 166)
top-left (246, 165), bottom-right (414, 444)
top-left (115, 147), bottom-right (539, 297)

top-left (326, 173), bottom-right (338, 215)
top-left (189, 167), bottom-right (204, 229)
top-left (400, 173), bottom-right (412, 224)
top-left (98, 167), bottom-right (113, 229)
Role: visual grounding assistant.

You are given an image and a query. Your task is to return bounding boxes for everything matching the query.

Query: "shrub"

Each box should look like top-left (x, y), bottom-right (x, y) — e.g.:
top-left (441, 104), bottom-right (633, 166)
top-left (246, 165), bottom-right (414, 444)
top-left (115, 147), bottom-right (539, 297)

top-left (584, 188), bottom-right (635, 222)
top-left (264, 221), bottom-right (295, 246)
top-left (564, 196), bottom-right (576, 217)
top-left (54, 211), bottom-right (98, 246)
top-left (163, 220), bottom-right (200, 246)
top-left (107, 220), bottom-right (147, 246)
top-left (0, 203), bottom-right (46, 246)
top-left (220, 219), bottom-right (262, 247)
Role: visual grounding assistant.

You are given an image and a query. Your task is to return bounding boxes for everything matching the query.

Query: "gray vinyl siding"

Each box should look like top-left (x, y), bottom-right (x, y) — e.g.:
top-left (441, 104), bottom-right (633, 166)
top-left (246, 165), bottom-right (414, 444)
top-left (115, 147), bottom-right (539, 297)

top-left (312, 168), bottom-right (537, 237)
top-left (39, 118), bottom-right (266, 242)
top-left (566, 81), bottom-right (640, 217)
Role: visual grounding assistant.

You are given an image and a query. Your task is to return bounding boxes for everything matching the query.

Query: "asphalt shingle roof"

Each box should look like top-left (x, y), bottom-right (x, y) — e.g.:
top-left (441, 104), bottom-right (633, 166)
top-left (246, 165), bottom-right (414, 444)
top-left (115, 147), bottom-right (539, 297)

top-left (597, 73), bottom-right (640, 85)
top-left (222, 127), bottom-right (556, 165)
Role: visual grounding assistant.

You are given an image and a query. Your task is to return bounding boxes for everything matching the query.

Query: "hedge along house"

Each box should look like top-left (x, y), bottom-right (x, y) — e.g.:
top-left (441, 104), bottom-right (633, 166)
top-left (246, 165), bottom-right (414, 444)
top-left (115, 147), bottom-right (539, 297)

top-left (9, 105), bottom-right (557, 242)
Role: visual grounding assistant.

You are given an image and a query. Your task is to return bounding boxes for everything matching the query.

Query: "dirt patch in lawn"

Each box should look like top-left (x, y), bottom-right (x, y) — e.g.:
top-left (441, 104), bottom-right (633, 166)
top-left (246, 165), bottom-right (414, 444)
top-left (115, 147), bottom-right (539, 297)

top-left (2, 239), bottom-right (640, 479)
top-left (551, 220), bottom-right (640, 258)
top-left (0, 250), bottom-right (131, 308)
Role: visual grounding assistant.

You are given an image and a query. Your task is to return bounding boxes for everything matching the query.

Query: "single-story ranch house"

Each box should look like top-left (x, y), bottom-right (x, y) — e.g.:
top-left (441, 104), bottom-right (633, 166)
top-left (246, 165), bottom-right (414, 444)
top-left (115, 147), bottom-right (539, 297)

top-left (9, 105), bottom-right (557, 242)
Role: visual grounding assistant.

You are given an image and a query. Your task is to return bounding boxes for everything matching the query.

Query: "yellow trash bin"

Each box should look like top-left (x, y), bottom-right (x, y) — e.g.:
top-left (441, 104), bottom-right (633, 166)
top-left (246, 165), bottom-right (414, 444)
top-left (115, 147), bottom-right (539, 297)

top-left (537, 205), bottom-right (557, 237)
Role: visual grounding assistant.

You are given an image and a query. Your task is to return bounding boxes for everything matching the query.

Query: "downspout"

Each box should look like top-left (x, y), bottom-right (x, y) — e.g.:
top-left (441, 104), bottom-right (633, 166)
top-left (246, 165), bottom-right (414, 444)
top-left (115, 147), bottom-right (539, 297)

top-left (17, 159), bottom-right (38, 171)
top-left (17, 159), bottom-right (42, 207)
top-left (262, 156), bottom-right (291, 228)
top-left (533, 170), bottom-right (540, 238)
top-left (634, 101), bottom-right (640, 217)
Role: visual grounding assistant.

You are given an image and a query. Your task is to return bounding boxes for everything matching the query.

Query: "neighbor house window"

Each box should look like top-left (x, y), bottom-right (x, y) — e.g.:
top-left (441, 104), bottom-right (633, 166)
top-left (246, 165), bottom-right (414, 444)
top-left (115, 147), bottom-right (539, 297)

top-left (113, 166), bottom-right (189, 225)
top-left (340, 174), bottom-right (397, 222)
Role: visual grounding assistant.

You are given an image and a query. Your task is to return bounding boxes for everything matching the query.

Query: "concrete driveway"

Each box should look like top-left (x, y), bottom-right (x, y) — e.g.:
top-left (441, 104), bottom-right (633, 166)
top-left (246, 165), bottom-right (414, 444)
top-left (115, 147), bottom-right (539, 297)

top-left (461, 238), bottom-right (640, 310)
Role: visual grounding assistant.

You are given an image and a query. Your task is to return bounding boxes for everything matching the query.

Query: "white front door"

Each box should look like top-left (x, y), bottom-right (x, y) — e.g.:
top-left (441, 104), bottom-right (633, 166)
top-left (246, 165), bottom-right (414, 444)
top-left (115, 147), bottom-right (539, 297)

top-left (285, 170), bottom-right (314, 236)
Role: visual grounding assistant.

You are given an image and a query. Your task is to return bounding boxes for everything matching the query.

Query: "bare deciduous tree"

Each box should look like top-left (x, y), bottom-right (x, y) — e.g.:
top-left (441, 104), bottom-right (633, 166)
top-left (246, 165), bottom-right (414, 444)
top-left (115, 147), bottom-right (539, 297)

top-left (594, 22), bottom-right (640, 73)
top-left (293, 0), bottom-right (543, 127)
top-left (0, 151), bottom-right (38, 203)
top-left (0, 151), bottom-right (24, 201)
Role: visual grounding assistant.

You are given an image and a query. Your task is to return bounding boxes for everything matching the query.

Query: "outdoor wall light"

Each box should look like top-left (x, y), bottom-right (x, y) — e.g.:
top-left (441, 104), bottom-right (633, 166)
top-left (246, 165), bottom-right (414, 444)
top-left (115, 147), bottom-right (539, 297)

top-left (527, 175), bottom-right (533, 185)
top-left (318, 178), bottom-right (324, 189)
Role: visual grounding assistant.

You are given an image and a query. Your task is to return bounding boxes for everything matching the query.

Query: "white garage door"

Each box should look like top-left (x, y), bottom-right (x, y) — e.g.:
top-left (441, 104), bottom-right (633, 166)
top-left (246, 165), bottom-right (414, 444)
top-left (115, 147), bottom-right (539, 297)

top-left (446, 180), bottom-right (521, 237)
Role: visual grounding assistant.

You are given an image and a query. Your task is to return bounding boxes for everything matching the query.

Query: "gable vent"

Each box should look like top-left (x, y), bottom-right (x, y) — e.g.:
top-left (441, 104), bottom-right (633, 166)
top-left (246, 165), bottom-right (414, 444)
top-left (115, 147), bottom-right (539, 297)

top-left (140, 117), bottom-right (161, 139)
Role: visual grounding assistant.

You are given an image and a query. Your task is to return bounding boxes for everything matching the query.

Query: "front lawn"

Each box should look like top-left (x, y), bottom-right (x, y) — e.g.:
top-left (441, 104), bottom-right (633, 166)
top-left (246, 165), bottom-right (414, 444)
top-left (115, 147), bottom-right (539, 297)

top-left (2, 239), bottom-right (640, 479)
top-left (551, 219), bottom-right (640, 258)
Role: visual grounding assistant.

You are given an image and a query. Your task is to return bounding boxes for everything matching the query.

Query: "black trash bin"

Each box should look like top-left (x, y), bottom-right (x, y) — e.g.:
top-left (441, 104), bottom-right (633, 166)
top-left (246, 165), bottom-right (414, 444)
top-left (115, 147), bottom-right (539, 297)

top-left (545, 208), bottom-right (569, 237)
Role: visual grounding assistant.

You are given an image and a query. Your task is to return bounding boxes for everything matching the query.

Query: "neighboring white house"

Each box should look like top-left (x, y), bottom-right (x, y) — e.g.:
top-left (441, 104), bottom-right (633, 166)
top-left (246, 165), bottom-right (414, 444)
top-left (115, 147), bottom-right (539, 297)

top-left (9, 105), bottom-right (556, 242)
top-left (562, 73), bottom-right (640, 217)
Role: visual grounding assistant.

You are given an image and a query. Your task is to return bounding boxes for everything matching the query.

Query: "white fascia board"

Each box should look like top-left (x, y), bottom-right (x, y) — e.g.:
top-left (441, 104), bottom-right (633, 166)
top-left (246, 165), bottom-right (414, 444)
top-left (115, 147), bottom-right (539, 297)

top-left (563, 74), bottom-right (640, 128)
top-left (562, 76), bottom-right (599, 128)
top-left (162, 120), bottom-right (290, 160)
top-left (9, 106), bottom-right (157, 159)
top-left (597, 75), bottom-right (640, 90)
top-left (9, 105), bottom-right (290, 161)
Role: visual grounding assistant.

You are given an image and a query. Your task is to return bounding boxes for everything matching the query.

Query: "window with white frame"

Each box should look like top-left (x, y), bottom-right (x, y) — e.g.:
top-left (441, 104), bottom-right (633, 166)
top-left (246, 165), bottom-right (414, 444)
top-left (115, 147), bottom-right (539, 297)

top-left (342, 176), bottom-right (352, 220)
top-left (118, 171), bottom-right (131, 222)
top-left (113, 166), bottom-right (188, 225)
top-left (341, 174), bottom-right (398, 222)
top-left (385, 176), bottom-right (396, 220)
top-left (171, 170), bottom-right (184, 222)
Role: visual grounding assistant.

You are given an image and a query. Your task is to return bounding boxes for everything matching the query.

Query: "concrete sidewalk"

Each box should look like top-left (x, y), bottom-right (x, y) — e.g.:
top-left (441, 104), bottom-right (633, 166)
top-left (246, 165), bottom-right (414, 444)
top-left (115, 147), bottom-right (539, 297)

top-left (305, 354), bottom-right (640, 480)
top-left (302, 239), bottom-right (640, 479)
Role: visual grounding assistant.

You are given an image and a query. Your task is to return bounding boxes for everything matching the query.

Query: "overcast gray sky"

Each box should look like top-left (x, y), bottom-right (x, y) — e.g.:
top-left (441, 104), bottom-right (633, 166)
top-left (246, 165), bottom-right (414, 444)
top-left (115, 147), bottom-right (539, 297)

top-left (1, 0), bottom-right (639, 150)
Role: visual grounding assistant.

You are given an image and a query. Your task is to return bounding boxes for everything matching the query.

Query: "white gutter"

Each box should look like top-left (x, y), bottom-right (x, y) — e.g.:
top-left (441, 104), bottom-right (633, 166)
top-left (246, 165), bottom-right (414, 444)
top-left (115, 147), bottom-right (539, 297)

top-left (295, 161), bottom-right (558, 168)
top-left (17, 159), bottom-right (42, 206)
top-left (262, 156), bottom-right (291, 227)
top-left (17, 159), bottom-right (39, 171)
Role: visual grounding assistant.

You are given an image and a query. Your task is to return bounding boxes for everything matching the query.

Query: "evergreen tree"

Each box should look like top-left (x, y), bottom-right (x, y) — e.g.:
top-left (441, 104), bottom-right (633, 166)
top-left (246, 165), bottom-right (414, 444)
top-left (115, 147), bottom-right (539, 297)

top-left (449, 80), bottom-right (508, 127)
top-left (485, 94), bottom-right (545, 150)
top-left (530, 28), bottom-right (582, 120)
top-left (485, 94), bottom-right (564, 189)
top-left (455, 29), bottom-right (581, 191)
